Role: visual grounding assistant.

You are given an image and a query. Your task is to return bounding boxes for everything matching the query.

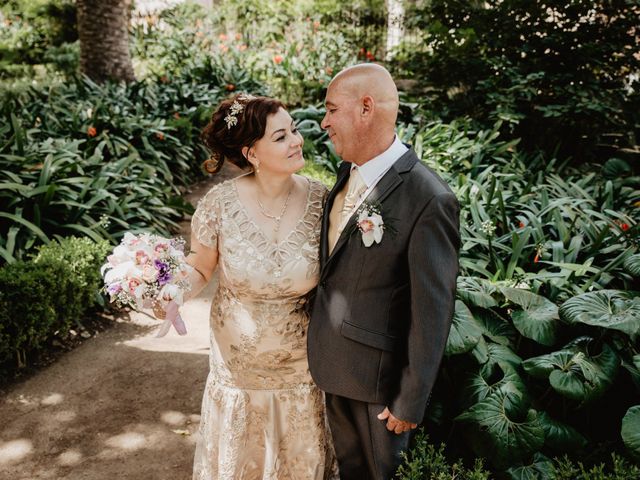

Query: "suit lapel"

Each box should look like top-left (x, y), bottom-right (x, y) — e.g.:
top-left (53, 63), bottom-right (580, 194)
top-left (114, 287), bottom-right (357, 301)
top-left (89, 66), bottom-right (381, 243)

top-left (320, 163), bottom-right (351, 267)
top-left (320, 148), bottom-right (420, 279)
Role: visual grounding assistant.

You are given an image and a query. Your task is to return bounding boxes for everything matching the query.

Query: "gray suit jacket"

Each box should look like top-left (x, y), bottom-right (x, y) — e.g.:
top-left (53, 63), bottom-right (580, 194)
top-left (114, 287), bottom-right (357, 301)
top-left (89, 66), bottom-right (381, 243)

top-left (307, 147), bottom-right (460, 424)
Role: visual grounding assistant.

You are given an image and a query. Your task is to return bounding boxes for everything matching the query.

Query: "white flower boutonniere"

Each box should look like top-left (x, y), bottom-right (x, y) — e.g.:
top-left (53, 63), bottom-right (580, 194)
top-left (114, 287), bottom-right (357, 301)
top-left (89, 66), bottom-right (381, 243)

top-left (356, 202), bottom-right (385, 247)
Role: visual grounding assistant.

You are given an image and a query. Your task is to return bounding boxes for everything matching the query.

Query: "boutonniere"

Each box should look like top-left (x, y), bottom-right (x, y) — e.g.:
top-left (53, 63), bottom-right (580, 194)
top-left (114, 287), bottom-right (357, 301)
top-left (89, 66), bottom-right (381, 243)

top-left (356, 202), bottom-right (385, 247)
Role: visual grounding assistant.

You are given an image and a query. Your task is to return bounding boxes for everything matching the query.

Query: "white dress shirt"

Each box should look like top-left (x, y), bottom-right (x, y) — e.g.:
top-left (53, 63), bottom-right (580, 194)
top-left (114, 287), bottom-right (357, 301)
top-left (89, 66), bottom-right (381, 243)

top-left (352, 135), bottom-right (408, 191)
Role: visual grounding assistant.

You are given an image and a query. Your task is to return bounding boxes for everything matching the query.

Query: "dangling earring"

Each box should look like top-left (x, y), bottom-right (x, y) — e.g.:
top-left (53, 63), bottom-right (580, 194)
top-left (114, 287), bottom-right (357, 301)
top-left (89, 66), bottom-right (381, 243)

top-left (254, 161), bottom-right (260, 174)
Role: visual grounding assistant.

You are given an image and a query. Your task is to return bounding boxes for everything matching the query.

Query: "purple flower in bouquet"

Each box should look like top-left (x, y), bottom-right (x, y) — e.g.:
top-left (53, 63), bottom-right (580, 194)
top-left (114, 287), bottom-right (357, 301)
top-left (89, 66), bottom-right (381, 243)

top-left (154, 259), bottom-right (172, 285)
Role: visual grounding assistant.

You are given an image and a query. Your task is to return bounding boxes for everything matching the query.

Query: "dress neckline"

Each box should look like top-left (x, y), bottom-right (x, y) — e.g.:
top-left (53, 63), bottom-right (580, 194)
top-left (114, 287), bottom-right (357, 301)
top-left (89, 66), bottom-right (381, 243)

top-left (231, 175), bottom-right (313, 247)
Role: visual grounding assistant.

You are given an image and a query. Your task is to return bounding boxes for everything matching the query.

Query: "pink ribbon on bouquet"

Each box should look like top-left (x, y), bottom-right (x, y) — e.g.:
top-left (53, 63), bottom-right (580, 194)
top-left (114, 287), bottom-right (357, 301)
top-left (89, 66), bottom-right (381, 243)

top-left (155, 301), bottom-right (187, 337)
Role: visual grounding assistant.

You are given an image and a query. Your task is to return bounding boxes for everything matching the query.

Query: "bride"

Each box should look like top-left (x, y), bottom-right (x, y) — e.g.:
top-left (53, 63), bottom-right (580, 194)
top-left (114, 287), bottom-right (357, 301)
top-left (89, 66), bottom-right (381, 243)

top-left (156, 93), bottom-right (338, 479)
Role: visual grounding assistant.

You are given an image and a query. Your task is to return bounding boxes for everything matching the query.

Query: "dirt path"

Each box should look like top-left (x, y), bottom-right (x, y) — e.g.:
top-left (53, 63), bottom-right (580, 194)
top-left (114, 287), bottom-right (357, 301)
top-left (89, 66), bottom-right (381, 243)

top-left (0, 164), bottom-right (242, 480)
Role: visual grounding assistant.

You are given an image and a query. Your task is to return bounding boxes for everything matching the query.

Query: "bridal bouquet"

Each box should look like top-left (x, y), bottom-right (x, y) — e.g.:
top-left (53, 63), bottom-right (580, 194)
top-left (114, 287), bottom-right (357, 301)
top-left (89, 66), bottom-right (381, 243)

top-left (101, 232), bottom-right (192, 336)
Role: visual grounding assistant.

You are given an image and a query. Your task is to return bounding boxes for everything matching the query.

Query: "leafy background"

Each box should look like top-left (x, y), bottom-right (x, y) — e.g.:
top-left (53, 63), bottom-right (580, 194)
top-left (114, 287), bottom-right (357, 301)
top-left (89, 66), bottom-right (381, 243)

top-left (0, 0), bottom-right (639, 478)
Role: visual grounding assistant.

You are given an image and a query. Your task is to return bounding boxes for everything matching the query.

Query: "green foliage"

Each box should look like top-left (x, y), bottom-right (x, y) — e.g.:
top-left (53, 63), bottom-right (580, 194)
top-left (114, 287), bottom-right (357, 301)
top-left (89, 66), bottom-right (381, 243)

top-left (0, 236), bottom-right (108, 380)
top-left (0, 67), bottom-right (247, 262)
top-left (0, 0), bottom-right (77, 80)
top-left (133, 2), bottom-right (358, 107)
top-left (33, 236), bottom-right (111, 308)
top-left (397, 0), bottom-right (640, 161)
top-left (395, 430), bottom-right (491, 480)
top-left (552, 453), bottom-right (640, 479)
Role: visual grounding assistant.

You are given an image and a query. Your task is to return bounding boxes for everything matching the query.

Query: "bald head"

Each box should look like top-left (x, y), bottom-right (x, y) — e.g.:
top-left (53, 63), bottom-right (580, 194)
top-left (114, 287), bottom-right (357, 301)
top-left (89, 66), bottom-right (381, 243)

top-left (321, 63), bottom-right (400, 164)
top-left (329, 64), bottom-right (399, 126)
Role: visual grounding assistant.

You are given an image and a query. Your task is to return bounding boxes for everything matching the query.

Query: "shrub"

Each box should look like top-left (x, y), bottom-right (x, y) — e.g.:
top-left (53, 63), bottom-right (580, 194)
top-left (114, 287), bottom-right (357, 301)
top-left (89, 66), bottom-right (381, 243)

top-left (33, 236), bottom-right (111, 308)
top-left (395, 430), bottom-right (491, 480)
top-left (0, 237), bottom-right (109, 381)
top-left (397, 0), bottom-right (640, 162)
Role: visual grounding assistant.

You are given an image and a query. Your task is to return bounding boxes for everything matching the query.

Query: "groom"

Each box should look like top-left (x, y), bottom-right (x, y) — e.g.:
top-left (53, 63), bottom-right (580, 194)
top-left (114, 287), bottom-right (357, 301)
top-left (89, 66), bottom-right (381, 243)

top-left (308, 64), bottom-right (460, 479)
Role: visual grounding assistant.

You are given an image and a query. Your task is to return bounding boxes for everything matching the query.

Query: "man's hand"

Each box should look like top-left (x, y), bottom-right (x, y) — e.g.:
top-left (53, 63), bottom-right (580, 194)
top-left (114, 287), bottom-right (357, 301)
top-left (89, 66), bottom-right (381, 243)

top-left (377, 407), bottom-right (418, 434)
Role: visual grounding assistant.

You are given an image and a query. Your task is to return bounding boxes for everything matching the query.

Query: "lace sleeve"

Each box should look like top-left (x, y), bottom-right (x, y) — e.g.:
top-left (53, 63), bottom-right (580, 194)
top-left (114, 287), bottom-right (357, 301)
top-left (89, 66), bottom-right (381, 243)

top-left (190, 185), bottom-right (222, 249)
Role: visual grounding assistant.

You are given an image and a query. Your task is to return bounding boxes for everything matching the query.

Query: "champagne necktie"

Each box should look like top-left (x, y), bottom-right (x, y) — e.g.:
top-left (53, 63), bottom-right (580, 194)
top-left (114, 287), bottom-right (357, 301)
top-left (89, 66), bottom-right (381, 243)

top-left (328, 167), bottom-right (366, 253)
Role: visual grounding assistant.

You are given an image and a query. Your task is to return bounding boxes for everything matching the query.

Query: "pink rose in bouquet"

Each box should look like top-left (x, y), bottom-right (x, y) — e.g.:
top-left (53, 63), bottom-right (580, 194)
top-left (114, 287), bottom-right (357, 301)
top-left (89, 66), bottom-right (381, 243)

top-left (101, 232), bottom-right (192, 336)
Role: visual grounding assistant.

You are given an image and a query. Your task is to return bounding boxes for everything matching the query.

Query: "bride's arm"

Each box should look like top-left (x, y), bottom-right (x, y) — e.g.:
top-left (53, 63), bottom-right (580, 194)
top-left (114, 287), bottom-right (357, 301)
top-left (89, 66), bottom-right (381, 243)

top-left (184, 236), bottom-right (219, 301)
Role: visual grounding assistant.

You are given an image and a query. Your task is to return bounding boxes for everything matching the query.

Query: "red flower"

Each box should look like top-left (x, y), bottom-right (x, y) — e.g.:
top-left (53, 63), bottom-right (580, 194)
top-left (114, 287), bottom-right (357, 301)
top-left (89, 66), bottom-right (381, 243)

top-left (155, 132), bottom-right (165, 141)
top-left (226, 83), bottom-right (236, 91)
top-left (366, 50), bottom-right (375, 61)
top-left (359, 47), bottom-right (366, 56)
top-left (87, 126), bottom-right (97, 137)
top-left (219, 33), bottom-right (228, 41)
top-left (273, 54), bottom-right (284, 64)
top-left (621, 223), bottom-right (630, 231)
top-left (534, 253), bottom-right (540, 263)
top-left (325, 66), bottom-right (334, 76)
top-left (235, 33), bottom-right (242, 41)
top-left (519, 221), bottom-right (525, 228)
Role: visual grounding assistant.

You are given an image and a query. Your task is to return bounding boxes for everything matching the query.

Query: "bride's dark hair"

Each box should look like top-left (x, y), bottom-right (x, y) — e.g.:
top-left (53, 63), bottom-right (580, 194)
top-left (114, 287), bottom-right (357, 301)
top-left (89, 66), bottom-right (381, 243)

top-left (201, 94), bottom-right (285, 174)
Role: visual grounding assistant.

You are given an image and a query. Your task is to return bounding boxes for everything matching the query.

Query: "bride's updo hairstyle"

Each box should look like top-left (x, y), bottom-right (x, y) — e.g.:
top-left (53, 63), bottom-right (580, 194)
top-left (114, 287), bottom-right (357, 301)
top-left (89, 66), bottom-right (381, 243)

top-left (201, 93), bottom-right (285, 174)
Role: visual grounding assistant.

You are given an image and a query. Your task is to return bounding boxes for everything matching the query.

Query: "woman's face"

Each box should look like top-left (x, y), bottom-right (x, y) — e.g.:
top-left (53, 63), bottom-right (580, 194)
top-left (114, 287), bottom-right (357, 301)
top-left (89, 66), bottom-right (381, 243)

top-left (247, 107), bottom-right (304, 175)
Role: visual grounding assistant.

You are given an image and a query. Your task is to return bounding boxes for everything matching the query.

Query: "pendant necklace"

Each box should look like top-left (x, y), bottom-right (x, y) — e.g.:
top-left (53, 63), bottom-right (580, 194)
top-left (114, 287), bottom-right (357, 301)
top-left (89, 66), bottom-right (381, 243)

top-left (256, 182), bottom-right (294, 240)
top-left (257, 182), bottom-right (294, 278)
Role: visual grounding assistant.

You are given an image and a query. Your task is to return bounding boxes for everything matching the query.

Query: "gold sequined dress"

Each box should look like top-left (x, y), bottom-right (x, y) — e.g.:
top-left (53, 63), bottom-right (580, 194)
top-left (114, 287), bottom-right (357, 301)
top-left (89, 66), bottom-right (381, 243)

top-left (190, 177), bottom-right (338, 480)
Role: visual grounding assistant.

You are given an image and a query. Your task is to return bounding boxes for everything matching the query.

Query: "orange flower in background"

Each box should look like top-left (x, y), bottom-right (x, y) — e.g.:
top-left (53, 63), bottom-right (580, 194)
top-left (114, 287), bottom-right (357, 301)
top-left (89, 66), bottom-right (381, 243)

top-left (156, 132), bottom-right (165, 141)
top-left (359, 47), bottom-right (365, 56)
top-left (366, 50), bottom-right (375, 61)
top-left (173, 112), bottom-right (180, 119)
top-left (235, 33), bottom-right (242, 41)
top-left (519, 221), bottom-right (525, 228)
top-left (226, 84), bottom-right (236, 91)
top-left (195, 31), bottom-right (203, 38)
top-left (238, 44), bottom-right (247, 51)
top-left (219, 44), bottom-right (229, 53)
top-left (273, 54), bottom-right (284, 64)
top-left (325, 66), bottom-right (334, 76)
top-left (87, 126), bottom-right (97, 137)
top-left (534, 252), bottom-right (540, 263)
top-left (219, 33), bottom-right (228, 41)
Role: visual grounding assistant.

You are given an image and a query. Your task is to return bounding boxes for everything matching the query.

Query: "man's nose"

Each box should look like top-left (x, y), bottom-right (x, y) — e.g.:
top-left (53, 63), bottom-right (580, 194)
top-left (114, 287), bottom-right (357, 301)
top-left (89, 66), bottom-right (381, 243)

top-left (320, 113), bottom-right (329, 130)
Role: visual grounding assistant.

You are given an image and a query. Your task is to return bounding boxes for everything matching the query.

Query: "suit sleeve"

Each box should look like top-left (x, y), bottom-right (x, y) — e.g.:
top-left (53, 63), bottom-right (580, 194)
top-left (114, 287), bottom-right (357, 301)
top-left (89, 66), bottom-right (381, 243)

top-left (390, 191), bottom-right (460, 423)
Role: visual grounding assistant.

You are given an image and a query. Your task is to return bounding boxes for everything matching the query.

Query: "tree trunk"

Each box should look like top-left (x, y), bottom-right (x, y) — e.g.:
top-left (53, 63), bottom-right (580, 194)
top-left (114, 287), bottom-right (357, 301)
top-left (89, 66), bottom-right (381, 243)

top-left (385, 0), bottom-right (405, 60)
top-left (77, 0), bottom-right (136, 83)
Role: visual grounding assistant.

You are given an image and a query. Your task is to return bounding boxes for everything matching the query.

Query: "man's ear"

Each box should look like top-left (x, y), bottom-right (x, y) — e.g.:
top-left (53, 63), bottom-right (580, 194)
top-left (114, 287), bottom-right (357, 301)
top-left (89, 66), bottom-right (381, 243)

top-left (361, 95), bottom-right (374, 116)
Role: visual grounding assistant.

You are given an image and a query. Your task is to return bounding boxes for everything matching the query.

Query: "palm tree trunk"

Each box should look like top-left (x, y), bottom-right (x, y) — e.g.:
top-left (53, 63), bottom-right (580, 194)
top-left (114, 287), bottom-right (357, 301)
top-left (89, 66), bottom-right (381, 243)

top-left (77, 0), bottom-right (136, 83)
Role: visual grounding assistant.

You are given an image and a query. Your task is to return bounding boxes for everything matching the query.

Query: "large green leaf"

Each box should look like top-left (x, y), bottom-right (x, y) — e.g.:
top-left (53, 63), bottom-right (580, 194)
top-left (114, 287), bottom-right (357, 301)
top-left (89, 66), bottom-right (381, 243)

top-left (473, 308), bottom-right (518, 347)
top-left (506, 453), bottom-right (555, 480)
top-left (560, 290), bottom-right (640, 339)
top-left (485, 342), bottom-right (523, 369)
top-left (456, 391), bottom-right (544, 468)
top-left (456, 276), bottom-right (498, 308)
top-left (624, 254), bottom-right (640, 277)
top-left (622, 405), bottom-right (640, 460)
top-left (502, 288), bottom-right (559, 346)
top-left (462, 362), bottom-right (528, 410)
top-left (446, 300), bottom-right (483, 355)
top-left (537, 411), bottom-right (587, 452)
top-left (523, 343), bottom-right (619, 402)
